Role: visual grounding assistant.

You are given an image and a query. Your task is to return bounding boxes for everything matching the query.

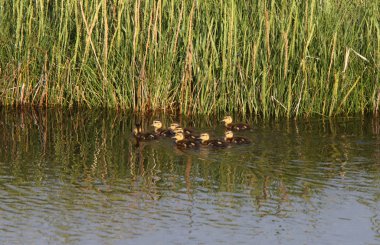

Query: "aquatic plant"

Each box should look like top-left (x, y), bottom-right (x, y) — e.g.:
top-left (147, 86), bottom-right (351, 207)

top-left (0, 0), bottom-right (378, 118)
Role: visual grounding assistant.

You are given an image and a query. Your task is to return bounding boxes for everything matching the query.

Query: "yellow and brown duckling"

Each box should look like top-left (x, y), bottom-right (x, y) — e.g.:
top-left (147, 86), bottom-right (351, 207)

top-left (151, 120), bottom-right (175, 137)
top-left (170, 122), bottom-right (193, 135)
top-left (174, 127), bottom-right (200, 142)
top-left (172, 132), bottom-right (198, 149)
top-left (169, 123), bottom-right (180, 131)
top-left (224, 130), bottom-right (250, 144)
top-left (221, 116), bottom-right (251, 131)
top-left (133, 124), bottom-right (157, 141)
top-left (198, 133), bottom-right (227, 148)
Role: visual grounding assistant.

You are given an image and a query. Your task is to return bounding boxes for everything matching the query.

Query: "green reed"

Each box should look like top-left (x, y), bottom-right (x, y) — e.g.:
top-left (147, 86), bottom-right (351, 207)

top-left (0, 0), bottom-right (378, 118)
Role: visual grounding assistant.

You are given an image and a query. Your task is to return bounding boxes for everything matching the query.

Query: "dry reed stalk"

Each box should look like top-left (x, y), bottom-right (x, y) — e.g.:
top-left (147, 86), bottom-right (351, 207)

top-left (180, 0), bottom-right (196, 115)
top-left (265, 9), bottom-right (271, 61)
top-left (376, 89), bottom-right (380, 117)
top-left (20, 83), bottom-right (25, 105)
top-left (295, 79), bottom-right (304, 117)
top-left (139, 5), bottom-right (154, 111)
top-left (338, 77), bottom-right (360, 110)
top-left (80, 1), bottom-right (101, 64)
top-left (39, 53), bottom-right (49, 107)
top-left (131, 0), bottom-right (141, 109)
top-left (102, 0), bottom-right (108, 84)
top-left (327, 32), bottom-right (337, 83)
top-left (329, 74), bottom-right (340, 116)
top-left (79, 0), bottom-right (108, 91)
top-left (172, 2), bottom-right (184, 56)
top-left (343, 48), bottom-right (350, 73)
top-left (283, 31), bottom-right (289, 80)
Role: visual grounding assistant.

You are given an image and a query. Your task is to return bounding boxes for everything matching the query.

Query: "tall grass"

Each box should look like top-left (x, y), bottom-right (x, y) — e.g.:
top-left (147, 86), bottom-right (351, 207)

top-left (0, 0), bottom-right (378, 118)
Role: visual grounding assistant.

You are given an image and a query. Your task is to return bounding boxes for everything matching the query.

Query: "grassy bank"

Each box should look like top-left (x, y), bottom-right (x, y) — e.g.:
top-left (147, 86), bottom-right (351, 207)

top-left (0, 0), bottom-right (379, 117)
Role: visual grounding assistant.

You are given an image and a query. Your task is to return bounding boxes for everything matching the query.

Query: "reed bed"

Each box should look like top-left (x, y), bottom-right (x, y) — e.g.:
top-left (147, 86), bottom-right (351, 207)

top-left (0, 0), bottom-right (378, 118)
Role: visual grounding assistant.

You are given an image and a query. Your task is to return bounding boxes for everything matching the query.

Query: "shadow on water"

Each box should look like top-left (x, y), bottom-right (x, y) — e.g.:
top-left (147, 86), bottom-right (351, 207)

top-left (0, 108), bottom-right (379, 244)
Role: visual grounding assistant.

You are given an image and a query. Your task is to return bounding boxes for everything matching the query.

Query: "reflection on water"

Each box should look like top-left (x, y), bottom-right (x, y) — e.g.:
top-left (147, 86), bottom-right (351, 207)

top-left (0, 108), bottom-right (379, 244)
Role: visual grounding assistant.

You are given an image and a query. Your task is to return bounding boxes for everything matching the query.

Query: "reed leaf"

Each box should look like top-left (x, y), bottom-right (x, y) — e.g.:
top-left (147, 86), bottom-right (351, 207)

top-left (0, 0), bottom-right (377, 118)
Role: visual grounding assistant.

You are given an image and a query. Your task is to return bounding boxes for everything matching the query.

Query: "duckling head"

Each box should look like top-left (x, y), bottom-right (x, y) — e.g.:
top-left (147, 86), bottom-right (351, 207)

top-left (173, 127), bottom-right (184, 134)
top-left (151, 120), bottom-right (163, 130)
top-left (170, 123), bottom-right (180, 130)
top-left (172, 132), bottom-right (185, 142)
top-left (222, 116), bottom-right (233, 125)
top-left (224, 130), bottom-right (234, 140)
top-left (199, 133), bottom-right (210, 143)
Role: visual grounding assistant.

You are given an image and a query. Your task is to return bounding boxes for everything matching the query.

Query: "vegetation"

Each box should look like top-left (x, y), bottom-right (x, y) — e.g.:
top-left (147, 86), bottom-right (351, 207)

top-left (0, 0), bottom-right (378, 118)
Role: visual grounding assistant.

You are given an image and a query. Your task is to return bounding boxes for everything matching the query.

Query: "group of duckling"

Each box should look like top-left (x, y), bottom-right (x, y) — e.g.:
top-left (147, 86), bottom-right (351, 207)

top-left (133, 116), bottom-right (251, 149)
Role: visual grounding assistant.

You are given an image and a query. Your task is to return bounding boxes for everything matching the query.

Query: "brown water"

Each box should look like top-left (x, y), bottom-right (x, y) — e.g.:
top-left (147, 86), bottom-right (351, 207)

top-left (0, 108), bottom-right (379, 244)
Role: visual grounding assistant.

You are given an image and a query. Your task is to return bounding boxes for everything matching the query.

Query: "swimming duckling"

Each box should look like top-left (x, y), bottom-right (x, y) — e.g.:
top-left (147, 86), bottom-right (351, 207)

top-left (198, 133), bottom-right (227, 148)
top-left (172, 132), bottom-right (198, 149)
top-left (174, 127), bottom-right (200, 143)
top-left (224, 130), bottom-right (250, 144)
top-left (169, 123), bottom-right (180, 131)
top-left (170, 122), bottom-right (194, 135)
top-left (133, 126), bottom-right (157, 141)
top-left (151, 120), bottom-right (175, 137)
top-left (221, 116), bottom-right (251, 131)
top-left (183, 127), bottom-right (194, 135)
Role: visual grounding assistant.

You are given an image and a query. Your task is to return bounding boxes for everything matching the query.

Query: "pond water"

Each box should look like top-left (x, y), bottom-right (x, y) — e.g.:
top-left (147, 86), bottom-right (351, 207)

top-left (0, 108), bottom-right (379, 244)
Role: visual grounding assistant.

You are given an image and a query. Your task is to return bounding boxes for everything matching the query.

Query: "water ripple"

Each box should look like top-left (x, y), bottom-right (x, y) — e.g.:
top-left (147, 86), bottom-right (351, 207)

top-left (1, 111), bottom-right (380, 244)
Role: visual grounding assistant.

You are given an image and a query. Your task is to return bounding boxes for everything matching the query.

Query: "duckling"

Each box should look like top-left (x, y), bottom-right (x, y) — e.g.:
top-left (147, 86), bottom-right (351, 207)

top-left (151, 120), bottom-right (175, 137)
top-left (221, 116), bottom-right (251, 131)
top-left (172, 132), bottom-right (198, 149)
top-left (133, 126), bottom-right (157, 141)
top-left (174, 127), bottom-right (200, 143)
top-left (198, 133), bottom-right (227, 148)
top-left (170, 122), bottom-right (193, 135)
top-left (224, 130), bottom-right (250, 144)
top-left (169, 123), bottom-right (180, 131)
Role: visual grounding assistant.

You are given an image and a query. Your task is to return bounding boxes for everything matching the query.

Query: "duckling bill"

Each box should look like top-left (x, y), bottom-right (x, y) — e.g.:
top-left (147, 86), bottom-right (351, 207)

top-left (224, 131), bottom-right (250, 144)
top-left (222, 116), bottom-right (251, 131)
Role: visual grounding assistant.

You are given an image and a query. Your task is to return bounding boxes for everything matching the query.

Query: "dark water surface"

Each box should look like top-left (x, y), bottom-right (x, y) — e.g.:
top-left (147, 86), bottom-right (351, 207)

top-left (0, 108), bottom-right (379, 244)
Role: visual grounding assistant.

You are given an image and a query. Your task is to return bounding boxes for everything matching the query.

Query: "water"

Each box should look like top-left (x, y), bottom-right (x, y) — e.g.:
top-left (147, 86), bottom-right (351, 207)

top-left (0, 108), bottom-right (379, 244)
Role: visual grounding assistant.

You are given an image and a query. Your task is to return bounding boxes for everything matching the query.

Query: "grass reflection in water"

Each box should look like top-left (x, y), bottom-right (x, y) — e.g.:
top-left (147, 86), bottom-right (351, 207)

top-left (0, 108), bottom-right (379, 243)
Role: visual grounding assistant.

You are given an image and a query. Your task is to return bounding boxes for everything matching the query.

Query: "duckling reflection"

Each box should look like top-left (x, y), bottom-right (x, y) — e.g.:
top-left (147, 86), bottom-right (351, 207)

top-left (222, 116), bottom-right (251, 131)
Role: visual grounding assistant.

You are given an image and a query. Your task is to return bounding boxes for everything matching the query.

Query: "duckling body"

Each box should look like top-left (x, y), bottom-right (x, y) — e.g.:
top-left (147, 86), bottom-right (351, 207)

top-left (198, 133), bottom-right (227, 148)
top-left (172, 133), bottom-right (199, 149)
top-left (183, 128), bottom-right (194, 135)
top-left (224, 131), bottom-right (250, 144)
top-left (222, 116), bottom-right (251, 131)
top-left (152, 120), bottom-right (175, 137)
